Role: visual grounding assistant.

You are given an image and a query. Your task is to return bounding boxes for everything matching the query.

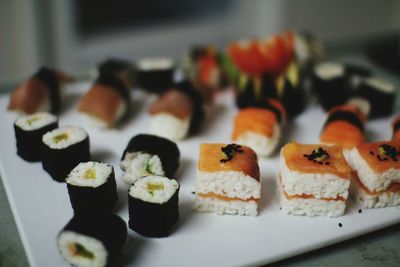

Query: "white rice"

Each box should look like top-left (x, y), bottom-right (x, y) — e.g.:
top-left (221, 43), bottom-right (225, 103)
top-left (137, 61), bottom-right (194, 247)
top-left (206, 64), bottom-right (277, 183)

top-left (15, 112), bottom-right (57, 131)
top-left (314, 62), bottom-right (344, 80)
top-left (346, 97), bottom-right (370, 117)
top-left (363, 77), bottom-right (394, 94)
top-left (80, 101), bottom-right (127, 129)
top-left (136, 57), bottom-right (174, 71)
top-left (129, 175), bottom-right (179, 204)
top-left (42, 126), bottom-right (88, 150)
top-left (193, 196), bottom-right (258, 216)
top-left (150, 113), bottom-right (190, 141)
top-left (120, 152), bottom-right (164, 185)
top-left (58, 230), bottom-right (108, 267)
top-left (66, 162), bottom-right (112, 188)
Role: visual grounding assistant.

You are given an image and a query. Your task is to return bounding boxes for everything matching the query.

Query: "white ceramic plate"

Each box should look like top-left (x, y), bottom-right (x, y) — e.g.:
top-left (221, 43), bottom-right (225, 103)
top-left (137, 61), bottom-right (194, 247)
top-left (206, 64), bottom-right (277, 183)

top-left (1, 82), bottom-right (400, 267)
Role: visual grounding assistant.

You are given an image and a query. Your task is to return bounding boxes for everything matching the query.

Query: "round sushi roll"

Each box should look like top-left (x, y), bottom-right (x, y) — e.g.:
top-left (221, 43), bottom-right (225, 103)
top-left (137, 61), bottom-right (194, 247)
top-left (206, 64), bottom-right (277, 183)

top-left (392, 116), bottom-right (400, 140)
top-left (42, 126), bottom-right (90, 182)
top-left (135, 57), bottom-right (175, 93)
top-left (312, 62), bottom-right (350, 110)
top-left (66, 162), bottom-right (117, 213)
top-left (235, 74), bottom-right (277, 109)
top-left (128, 175), bottom-right (180, 237)
top-left (14, 112), bottom-right (58, 162)
top-left (120, 134), bottom-right (180, 185)
top-left (58, 212), bottom-right (127, 267)
top-left (98, 58), bottom-right (135, 89)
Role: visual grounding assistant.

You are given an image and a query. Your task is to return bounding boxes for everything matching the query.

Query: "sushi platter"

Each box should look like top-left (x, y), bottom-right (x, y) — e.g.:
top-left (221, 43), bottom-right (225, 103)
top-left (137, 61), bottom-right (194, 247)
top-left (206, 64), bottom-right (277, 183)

top-left (1, 81), bottom-right (400, 267)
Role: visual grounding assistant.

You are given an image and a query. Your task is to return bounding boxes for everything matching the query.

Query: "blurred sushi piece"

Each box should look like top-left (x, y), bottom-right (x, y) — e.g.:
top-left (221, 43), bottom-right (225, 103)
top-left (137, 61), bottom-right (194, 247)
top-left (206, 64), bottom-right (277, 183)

top-left (193, 143), bottom-right (261, 216)
top-left (280, 143), bottom-right (351, 217)
top-left (148, 80), bottom-right (204, 141)
top-left (293, 32), bottom-right (324, 74)
top-left (320, 105), bottom-right (365, 151)
top-left (392, 116), bottom-right (400, 140)
top-left (66, 162), bottom-right (117, 213)
top-left (58, 213), bottom-right (127, 267)
top-left (7, 67), bottom-right (73, 115)
top-left (98, 58), bottom-right (135, 89)
top-left (78, 74), bottom-right (131, 128)
top-left (120, 134), bottom-right (180, 185)
top-left (14, 112), bottom-right (58, 162)
top-left (135, 57), bottom-right (175, 93)
top-left (231, 99), bottom-right (286, 157)
top-left (128, 175), bottom-right (180, 237)
top-left (42, 126), bottom-right (90, 182)
top-left (345, 140), bottom-right (400, 208)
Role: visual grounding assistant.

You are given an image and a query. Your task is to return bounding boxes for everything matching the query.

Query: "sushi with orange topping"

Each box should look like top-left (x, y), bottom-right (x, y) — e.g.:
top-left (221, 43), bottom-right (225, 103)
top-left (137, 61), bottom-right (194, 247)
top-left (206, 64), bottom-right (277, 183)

top-left (280, 142), bottom-right (351, 217)
top-left (231, 99), bottom-right (286, 157)
top-left (345, 140), bottom-right (400, 208)
top-left (193, 143), bottom-right (261, 216)
top-left (320, 105), bottom-right (365, 150)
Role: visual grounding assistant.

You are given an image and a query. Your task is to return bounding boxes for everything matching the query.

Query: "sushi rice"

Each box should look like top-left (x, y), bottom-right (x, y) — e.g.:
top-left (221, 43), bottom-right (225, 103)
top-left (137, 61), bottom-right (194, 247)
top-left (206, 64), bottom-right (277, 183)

top-left (121, 152), bottom-right (165, 185)
top-left (66, 162), bottom-right (112, 188)
top-left (129, 175), bottom-right (179, 204)
top-left (43, 126), bottom-right (88, 150)
top-left (15, 112), bottom-right (57, 131)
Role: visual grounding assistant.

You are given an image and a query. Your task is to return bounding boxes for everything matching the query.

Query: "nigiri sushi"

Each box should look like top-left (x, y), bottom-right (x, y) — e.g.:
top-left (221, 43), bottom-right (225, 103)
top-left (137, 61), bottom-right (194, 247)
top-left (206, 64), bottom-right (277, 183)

top-left (98, 58), bottom-right (135, 89)
top-left (193, 143), bottom-right (261, 216)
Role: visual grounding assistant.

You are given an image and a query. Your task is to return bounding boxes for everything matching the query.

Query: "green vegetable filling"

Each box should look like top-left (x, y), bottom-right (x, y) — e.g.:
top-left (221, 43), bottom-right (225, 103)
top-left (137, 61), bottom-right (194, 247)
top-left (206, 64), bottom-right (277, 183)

top-left (144, 161), bottom-right (153, 175)
top-left (378, 144), bottom-right (399, 160)
top-left (70, 243), bottom-right (95, 260)
top-left (304, 147), bottom-right (330, 163)
top-left (147, 182), bottom-right (164, 196)
top-left (84, 169), bottom-right (96, 179)
top-left (26, 116), bottom-right (40, 126)
top-left (53, 133), bottom-right (69, 144)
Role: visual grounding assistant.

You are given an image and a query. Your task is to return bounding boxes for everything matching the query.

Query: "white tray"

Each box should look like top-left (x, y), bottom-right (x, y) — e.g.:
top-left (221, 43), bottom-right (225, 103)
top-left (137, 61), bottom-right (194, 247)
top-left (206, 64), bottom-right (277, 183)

top-left (1, 82), bottom-right (400, 267)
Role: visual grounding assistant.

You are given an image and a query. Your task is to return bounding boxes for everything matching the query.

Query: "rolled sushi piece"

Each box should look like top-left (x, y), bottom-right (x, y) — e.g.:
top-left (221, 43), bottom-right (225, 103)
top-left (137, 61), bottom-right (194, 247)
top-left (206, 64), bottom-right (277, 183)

top-left (345, 140), bottom-right (400, 208)
top-left (120, 134), bottom-right (180, 185)
top-left (280, 143), bottom-right (351, 217)
top-left (14, 112), bottom-right (58, 162)
top-left (58, 212), bottom-right (127, 267)
top-left (320, 105), bottom-right (365, 151)
top-left (193, 143), bottom-right (261, 216)
top-left (98, 58), bottom-right (135, 89)
top-left (135, 57), bottom-right (175, 93)
top-left (42, 126), bottom-right (90, 182)
top-left (7, 67), bottom-right (73, 115)
top-left (66, 162), bottom-right (117, 213)
top-left (231, 98), bottom-right (286, 157)
top-left (392, 116), bottom-right (400, 140)
top-left (128, 175), bottom-right (180, 237)
top-left (78, 74), bottom-right (131, 128)
top-left (312, 62), bottom-right (349, 110)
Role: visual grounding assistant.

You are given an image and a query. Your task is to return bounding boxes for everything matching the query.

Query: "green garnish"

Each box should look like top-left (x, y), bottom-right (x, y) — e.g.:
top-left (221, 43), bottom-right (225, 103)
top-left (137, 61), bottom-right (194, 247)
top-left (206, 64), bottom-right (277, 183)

top-left (144, 161), bottom-right (153, 175)
top-left (84, 169), bottom-right (96, 179)
top-left (220, 144), bottom-right (244, 163)
top-left (71, 243), bottom-right (95, 260)
top-left (53, 133), bottom-right (69, 144)
top-left (304, 147), bottom-right (330, 163)
top-left (147, 182), bottom-right (164, 196)
top-left (378, 144), bottom-right (399, 160)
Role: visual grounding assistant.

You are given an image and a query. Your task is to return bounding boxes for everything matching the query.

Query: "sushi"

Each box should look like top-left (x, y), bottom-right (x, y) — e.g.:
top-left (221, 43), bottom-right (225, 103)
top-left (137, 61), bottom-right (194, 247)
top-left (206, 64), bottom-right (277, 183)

top-left (66, 162), bottom-right (117, 213)
top-left (280, 143), bottom-right (351, 217)
top-left (42, 126), bottom-right (90, 182)
top-left (345, 140), bottom-right (400, 208)
top-left (231, 98), bottom-right (286, 157)
top-left (148, 80), bottom-right (204, 140)
top-left (392, 116), bottom-right (400, 140)
top-left (7, 67), bottom-right (73, 115)
top-left (78, 74), bottom-right (131, 128)
top-left (120, 134), bottom-right (180, 185)
top-left (14, 112), bottom-right (58, 162)
top-left (58, 213), bottom-right (127, 267)
top-left (320, 105), bottom-right (365, 150)
top-left (98, 58), bottom-right (135, 89)
top-left (128, 175), bottom-right (179, 237)
top-left (193, 143), bottom-right (261, 216)
top-left (135, 57), bottom-right (175, 93)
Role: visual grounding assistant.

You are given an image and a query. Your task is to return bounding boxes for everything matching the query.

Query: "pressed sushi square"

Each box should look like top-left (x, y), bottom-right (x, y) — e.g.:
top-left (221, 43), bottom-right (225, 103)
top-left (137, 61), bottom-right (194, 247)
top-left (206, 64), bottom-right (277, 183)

top-left (280, 142), bottom-right (351, 199)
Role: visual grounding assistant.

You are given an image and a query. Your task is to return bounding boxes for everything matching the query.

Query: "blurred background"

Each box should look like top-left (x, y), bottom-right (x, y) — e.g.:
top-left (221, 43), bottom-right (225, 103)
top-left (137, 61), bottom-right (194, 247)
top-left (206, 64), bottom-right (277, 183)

top-left (1, 0), bottom-right (400, 82)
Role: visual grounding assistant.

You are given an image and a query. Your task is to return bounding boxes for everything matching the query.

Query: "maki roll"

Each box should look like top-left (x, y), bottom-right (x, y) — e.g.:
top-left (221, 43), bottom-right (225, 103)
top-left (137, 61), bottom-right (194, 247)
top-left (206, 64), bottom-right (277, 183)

top-left (14, 112), bottom-right (58, 162)
top-left (280, 143), bottom-right (351, 217)
top-left (231, 99), bottom-right (286, 157)
top-left (148, 80), bottom-right (204, 140)
top-left (193, 143), bottom-right (261, 216)
top-left (58, 213), bottom-right (127, 267)
top-left (42, 126), bottom-right (90, 182)
top-left (128, 175), bottom-right (180, 237)
top-left (78, 74), bottom-right (131, 128)
top-left (120, 134), bottom-right (180, 185)
top-left (392, 116), bottom-right (400, 140)
top-left (345, 141), bottom-right (400, 208)
top-left (98, 58), bottom-right (135, 89)
top-left (7, 67), bottom-right (73, 115)
top-left (320, 105), bottom-right (365, 150)
top-left (135, 57), bottom-right (175, 93)
top-left (235, 74), bottom-right (277, 109)
top-left (66, 162), bottom-right (117, 213)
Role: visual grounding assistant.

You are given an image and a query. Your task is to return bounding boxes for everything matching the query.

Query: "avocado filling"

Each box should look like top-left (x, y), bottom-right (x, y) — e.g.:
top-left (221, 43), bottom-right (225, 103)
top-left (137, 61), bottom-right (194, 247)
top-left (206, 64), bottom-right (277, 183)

top-left (84, 168), bottom-right (96, 179)
top-left (220, 144), bottom-right (244, 163)
top-left (304, 147), bottom-right (330, 165)
top-left (53, 133), bottom-right (69, 144)
top-left (69, 243), bottom-right (95, 260)
top-left (147, 182), bottom-right (164, 196)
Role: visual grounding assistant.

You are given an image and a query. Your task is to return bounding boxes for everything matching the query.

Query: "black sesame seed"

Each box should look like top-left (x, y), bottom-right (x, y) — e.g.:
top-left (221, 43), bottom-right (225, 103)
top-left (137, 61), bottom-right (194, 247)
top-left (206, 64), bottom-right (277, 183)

top-left (304, 154), bottom-right (308, 157)
top-left (369, 151), bottom-right (375, 155)
top-left (318, 162), bottom-right (323, 165)
top-left (279, 207), bottom-right (282, 210)
top-left (358, 209), bottom-right (362, 213)
top-left (394, 158), bottom-right (398, 162)
top-left (339, 223), bottom-right (342, 227)
top-left (325, 162), bottom-right (330, 165)
top-left (384, 157), bottom-right (388, 161)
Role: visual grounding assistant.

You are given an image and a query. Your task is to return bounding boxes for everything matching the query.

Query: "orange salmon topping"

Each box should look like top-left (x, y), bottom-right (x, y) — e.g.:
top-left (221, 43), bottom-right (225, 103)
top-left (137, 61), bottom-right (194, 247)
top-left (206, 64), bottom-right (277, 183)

top-left (282, 142), bottom-right (351, 179)
top-left (198, 143), bottom-right (260, 181)
top-left (357, 140), bottom-right (400, 173)
top-left (148, 89), bottom-right (193, 119)
top-left (320, 121), bottom-right (364, 149)
top-left (197, 192), bottom-right (259, 202)
top-left (8, 79), bottom-right (49, 114)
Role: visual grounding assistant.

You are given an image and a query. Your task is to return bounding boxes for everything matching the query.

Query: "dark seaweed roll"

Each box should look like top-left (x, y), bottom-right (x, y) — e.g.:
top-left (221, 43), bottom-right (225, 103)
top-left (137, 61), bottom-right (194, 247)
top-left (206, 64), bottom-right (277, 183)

top-left (58, 213), bottom-right (127, 267)
top-left (42, 126), bottom-right (90, 182)
top-left (98, 58), bottom-right (135, 89)
top-left (312, 62), bottom-right (349, 110)
top-left (120, 134), bottom-right (180, 185)
top-left (128, 175), bottom-right (179, 237)
top-left (14, 112), bottom-right (58, 162)
top-left (66, 162), bottom-right (117, 213)
top-left (135, 58), bottom-right (175, 93)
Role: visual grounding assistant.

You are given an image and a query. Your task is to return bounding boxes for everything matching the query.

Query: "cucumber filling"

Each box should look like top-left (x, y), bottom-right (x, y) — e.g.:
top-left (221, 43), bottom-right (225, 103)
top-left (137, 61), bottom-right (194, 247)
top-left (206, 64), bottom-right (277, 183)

top-left (53, 133), bottom-right (69, 143)
top-left (69, 243), bottom-right (95, 260)
top-left (84, 168), bottom-right (96, 179)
